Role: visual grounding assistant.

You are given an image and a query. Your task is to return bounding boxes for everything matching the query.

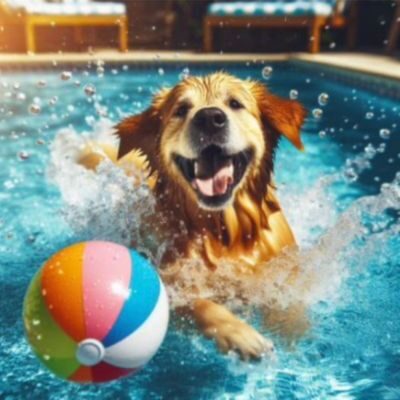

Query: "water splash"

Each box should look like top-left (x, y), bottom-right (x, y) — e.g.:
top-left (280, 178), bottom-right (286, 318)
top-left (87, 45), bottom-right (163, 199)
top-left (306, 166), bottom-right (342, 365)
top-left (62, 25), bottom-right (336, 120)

top-left (48, 121), bottom-right (400, 317)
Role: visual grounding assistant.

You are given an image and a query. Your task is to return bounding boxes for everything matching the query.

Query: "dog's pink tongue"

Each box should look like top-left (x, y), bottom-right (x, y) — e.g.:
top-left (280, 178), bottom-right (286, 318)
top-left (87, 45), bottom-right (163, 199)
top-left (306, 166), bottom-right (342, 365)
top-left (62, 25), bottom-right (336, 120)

top-left (194, 164), bottom-right (233, 197)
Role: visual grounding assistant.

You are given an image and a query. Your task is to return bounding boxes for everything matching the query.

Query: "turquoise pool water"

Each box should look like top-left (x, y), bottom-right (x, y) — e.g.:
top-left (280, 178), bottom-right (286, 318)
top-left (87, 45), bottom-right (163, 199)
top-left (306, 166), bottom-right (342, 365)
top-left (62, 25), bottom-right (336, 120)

top-left (0, 61), bottom-right (399, 399)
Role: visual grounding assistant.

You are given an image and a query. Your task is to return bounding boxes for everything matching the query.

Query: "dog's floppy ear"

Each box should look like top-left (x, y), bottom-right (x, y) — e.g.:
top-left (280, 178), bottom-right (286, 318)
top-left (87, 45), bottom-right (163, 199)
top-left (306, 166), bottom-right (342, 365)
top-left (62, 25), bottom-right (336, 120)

top-left (116, 107), bottom-right (161, 160)
top-left (252, 83), bottom-right (307, 150)
top-left (116, 88), bottom-right (170, 160)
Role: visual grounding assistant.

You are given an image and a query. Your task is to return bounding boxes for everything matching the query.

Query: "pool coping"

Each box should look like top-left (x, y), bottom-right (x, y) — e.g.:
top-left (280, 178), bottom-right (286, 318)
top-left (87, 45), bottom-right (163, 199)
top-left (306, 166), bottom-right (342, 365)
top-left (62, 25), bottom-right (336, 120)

top-left (1, 51), bottom-right (399, 99)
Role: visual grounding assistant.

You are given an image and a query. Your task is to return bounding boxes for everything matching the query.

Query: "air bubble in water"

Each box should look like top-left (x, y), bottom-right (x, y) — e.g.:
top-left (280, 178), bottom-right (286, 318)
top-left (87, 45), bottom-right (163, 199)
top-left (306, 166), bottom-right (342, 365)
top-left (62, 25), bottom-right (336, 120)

top-left (37, 80), bottom-right (46, 88)
top-left (84, 84), bottom-right (96, 96)
top-left (289, 89), bottom-right (298, 100)
top-left (61, 71), bottom-right (72, 81)
top-left (319, 130), bottom-right (326, 138)
top-left (318, 93), bottom-right (329, 106)
top-left (18, 151), bottom-right (30, 160)
top-left (379, 128), bottom-right (391, 140)
top-left (158, 67), bottom-right (165, 76)
top-left (74, 80), bottom-right (81, 87)
top-left (29, 103), bottom-right (41, 115)
top-left (312, 108), bottom-right (323, 119)
top-left (261, 66), bottom-right (273, 80)
top-left (365, 112), bottom-right (374, 120)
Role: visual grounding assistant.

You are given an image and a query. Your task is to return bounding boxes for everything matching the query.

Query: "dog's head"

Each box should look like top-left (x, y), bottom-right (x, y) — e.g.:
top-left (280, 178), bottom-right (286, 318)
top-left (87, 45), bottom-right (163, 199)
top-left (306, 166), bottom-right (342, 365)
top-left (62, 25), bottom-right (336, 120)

top-left (117, 73), bottom-right (306, 210)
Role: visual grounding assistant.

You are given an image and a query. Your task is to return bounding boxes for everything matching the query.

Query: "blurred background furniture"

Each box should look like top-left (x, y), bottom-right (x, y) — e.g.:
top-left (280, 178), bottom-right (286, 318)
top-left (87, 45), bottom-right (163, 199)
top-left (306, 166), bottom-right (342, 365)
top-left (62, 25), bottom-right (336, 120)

top-left (204, 0), bottom-right (357, 53)
top-left (0, 0), bottom-right (128, 53)
top-left (126, 0), bottom-right (176, 49)
top-left (386, 0), bottom-right (399, 53)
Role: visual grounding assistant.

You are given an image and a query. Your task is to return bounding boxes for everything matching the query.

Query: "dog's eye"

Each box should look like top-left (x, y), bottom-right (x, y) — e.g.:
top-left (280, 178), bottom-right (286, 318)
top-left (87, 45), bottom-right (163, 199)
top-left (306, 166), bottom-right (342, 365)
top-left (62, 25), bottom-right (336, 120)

top-left (174, 104), bottom-right (189, 118)
top-left (229, 98), bottom-right (243, 110)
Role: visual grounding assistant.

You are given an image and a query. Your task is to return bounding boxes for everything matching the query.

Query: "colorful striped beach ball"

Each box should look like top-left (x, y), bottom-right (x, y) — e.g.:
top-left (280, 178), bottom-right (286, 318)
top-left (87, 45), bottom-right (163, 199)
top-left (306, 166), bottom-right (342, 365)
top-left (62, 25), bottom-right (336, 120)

top-left (23, 241), bottom-right (169, 383)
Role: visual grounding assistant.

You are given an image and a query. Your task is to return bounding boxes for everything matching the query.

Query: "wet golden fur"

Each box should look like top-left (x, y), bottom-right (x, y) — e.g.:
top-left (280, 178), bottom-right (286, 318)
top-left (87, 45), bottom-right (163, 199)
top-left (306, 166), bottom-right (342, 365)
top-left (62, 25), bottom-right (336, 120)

top-left (78, 72), bottom-right (307, 359)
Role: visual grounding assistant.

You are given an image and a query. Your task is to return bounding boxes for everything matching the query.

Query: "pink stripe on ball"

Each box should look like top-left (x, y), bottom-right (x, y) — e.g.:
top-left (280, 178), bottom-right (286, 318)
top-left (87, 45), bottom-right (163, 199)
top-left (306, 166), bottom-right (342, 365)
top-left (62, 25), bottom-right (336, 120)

top-left (83, 241), bottom-right (131, 341)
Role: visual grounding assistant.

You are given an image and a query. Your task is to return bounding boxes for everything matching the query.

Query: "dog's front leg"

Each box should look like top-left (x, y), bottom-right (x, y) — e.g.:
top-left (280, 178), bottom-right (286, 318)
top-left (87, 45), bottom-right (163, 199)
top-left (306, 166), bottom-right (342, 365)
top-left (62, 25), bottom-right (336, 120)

top-left (193, 299), bottom-right (274, 360)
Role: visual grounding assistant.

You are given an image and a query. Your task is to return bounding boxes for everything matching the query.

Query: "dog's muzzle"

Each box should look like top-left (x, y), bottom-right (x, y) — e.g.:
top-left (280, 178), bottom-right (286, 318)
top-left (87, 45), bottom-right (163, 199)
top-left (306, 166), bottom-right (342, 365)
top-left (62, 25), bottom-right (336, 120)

top-left (190, 107), bottom-right (228, 151)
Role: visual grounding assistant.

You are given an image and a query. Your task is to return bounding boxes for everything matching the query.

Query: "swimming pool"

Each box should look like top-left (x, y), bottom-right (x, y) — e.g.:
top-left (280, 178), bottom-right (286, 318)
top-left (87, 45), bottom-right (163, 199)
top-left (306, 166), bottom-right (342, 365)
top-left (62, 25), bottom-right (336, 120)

top-left (0, 60), bottom-right (399, 399)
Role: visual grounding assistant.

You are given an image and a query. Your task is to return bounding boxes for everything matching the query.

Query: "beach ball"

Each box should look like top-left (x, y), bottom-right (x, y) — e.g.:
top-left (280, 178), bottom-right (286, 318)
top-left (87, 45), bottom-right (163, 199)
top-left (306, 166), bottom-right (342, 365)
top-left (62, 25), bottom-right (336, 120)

top-left (23, 241), bottom-right (169, 383)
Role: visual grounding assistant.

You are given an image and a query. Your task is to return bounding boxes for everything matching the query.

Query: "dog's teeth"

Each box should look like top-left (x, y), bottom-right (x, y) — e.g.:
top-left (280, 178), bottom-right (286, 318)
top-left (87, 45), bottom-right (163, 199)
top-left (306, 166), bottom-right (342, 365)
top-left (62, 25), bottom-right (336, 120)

top-left (194, 161), bottom-right (199, 176)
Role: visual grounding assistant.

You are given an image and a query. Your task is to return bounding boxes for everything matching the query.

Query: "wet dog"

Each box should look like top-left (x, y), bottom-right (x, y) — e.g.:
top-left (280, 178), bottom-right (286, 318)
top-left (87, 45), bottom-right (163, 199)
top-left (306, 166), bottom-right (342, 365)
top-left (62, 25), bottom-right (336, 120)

top-left (79, 72), bottom-right (307, 359)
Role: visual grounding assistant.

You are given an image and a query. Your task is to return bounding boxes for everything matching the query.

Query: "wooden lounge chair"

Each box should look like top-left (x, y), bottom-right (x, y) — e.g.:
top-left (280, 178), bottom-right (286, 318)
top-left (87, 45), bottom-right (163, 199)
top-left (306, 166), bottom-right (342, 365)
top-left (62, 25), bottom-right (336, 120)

top-left (203, 0), bottom-right (357, 53)
top-left (0, 0), bottom-right (128, 53)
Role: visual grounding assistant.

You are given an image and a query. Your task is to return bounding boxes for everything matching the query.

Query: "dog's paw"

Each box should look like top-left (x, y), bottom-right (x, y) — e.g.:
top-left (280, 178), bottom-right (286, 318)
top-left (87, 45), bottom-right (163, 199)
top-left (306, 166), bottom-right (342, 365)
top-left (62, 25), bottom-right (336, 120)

top-left (204, 319), bottom-right (274, 360)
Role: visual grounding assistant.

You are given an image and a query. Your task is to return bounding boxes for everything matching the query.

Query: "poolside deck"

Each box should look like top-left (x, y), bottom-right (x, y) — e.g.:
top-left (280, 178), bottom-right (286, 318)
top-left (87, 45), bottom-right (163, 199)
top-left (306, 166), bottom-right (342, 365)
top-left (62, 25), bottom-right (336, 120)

top-left (0, 51), bottom-right (399, 81)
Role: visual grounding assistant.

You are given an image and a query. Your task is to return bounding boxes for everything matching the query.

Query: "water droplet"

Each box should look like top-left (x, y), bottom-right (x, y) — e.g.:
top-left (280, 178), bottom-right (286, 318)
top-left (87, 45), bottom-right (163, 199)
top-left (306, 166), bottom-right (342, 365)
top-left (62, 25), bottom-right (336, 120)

top-left (67, 105), bottom-right (75, 113)
top-left (343, 168), bottom-right (358, 182)
top-left (261, 66), bottom-right (273, 80)
top-left (32, 319), bottom-right (40, 326)
top-left (379, 128), bottom-right (391, 140)
top-left (29, 103), bottom-right (41, 115)
top-left (179, 67), bottom-right (190, 80)
top-left (49, 96), bottom-right (58, 106)
top-left (158, 67), bottom-right (165, 76)
top-left (97, 66), bottom-right (105, 77)
top-left (60, 71), bottom-right (72, 81)
top-left (312, 108), bottom-right (323, 119)
top-left (16, 92), bottom-right (26, 101)
top-left (18, 151), bottom-right (29, 160)
top-left (318, 93), bottom-right (329, 106)
top-left (364, 143), bottom-right (376, 159)
top-left (37, 80), bottom-right (46, 88)
top-left (74, 80), bottom-right (81, 87)
top-left (365, 112), bottom-right (374, 120)
top-left (85, 115), bottom-right (96, 126)
top-left (84, 84), bottom-right (96, 96)
top-left (289, 89), bottom-right (298, 100)
top-left (319, 130), bottom-right (326, 138)
top-left (43, 354), bottom-right (51, 361)
top-left (377, 143), bottom-right (386, 153)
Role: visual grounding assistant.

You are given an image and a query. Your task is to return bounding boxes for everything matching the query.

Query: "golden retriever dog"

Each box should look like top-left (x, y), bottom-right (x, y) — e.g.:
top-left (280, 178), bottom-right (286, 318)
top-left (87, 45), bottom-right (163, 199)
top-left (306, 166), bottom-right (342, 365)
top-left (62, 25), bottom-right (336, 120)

top-left (78, 72), bottom-right (307, 360)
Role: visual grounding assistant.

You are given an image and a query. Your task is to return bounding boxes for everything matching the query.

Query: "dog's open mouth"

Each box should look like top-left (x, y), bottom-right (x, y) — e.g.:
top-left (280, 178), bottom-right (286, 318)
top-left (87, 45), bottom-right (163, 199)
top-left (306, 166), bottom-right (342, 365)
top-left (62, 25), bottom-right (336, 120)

top-left (174, 145), bottom-right (253, 207)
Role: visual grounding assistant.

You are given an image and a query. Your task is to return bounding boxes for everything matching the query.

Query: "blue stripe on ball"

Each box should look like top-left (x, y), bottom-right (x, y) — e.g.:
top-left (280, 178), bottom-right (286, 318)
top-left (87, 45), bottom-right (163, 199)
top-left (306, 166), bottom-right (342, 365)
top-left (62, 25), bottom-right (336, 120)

top-left (102, 250), bottom-right (161, 347)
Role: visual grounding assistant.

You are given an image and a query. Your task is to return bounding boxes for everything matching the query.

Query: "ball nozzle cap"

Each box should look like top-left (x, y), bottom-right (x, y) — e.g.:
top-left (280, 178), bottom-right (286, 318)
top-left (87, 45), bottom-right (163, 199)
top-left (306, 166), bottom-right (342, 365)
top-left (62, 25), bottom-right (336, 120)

top-left (76, 339), bottom-right (105, 366)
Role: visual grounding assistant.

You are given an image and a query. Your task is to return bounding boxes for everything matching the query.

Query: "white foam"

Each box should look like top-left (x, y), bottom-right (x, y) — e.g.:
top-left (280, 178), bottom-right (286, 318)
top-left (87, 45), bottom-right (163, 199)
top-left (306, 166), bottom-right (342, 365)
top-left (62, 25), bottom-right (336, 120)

top-left (47, 118), bottom-right (157, 255)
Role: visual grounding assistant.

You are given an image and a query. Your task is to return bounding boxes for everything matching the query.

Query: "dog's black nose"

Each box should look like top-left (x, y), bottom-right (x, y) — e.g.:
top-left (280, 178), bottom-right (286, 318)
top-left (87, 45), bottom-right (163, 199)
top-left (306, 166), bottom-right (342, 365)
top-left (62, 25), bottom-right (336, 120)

top-left (193, 107), bottom-right (227, 133)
